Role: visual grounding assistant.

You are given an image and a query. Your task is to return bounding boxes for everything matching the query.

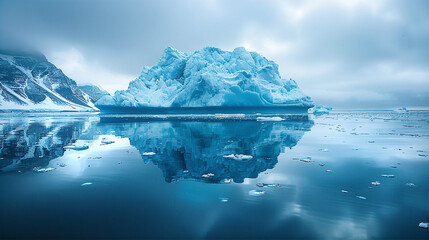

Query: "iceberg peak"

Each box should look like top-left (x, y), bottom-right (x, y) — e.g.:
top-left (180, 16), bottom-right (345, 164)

top-left (96, 46), bottom-right (313, 112)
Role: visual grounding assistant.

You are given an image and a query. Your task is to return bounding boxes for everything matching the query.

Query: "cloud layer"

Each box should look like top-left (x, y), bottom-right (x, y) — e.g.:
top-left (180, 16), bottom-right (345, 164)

top-left (1, 0), bottom-right (428, 109)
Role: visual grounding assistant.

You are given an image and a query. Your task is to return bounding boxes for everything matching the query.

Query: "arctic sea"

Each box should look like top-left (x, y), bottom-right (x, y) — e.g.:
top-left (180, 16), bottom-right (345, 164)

top-left (0, 111), bottom-right (428, 239)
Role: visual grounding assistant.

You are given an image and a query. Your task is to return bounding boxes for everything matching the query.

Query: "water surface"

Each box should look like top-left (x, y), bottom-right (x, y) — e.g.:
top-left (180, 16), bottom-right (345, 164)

top-left (0, 111), bottom-right (428, 239)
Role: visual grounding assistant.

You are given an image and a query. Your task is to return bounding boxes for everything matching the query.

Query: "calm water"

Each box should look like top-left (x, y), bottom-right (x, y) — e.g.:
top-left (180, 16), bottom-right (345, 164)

top-left (0, 111), bottom-right (428, 239)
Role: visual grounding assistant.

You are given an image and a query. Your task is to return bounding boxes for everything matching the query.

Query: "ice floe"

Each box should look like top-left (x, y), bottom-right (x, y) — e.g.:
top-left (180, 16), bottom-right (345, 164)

top-left (248, 190), bottom-right (266, 196)
top-left (256, 117), bottom-right (284, 122)
top-left (223, 154), bottom-right (253, 161)
top-left (142, 152), bottom-right (156, 156)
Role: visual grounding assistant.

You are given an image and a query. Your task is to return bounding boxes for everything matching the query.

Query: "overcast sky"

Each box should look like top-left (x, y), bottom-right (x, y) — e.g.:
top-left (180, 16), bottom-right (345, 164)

top-left (1, 0), bottom-right (428, 109)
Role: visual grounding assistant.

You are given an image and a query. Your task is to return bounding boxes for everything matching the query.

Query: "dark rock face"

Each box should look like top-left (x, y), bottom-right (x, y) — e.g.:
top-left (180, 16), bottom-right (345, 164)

top-left (79, 85), bottom-right (110, 103)
top-left (0, 50), bottom-right (97, 111)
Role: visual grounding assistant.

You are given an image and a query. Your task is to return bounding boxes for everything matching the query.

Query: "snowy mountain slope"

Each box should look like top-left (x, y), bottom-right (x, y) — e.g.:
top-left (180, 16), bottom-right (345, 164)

top-left (0, 50), bottom-right (98, 111)
top-left (96, 47), bottom-right (313, 112)
top-left (78, 84), bottom-right (110, 103)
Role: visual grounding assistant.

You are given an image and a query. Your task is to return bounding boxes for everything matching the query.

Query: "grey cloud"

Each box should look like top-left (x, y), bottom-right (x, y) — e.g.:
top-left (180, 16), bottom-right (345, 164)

top-left (0, 0), bottom-right (428, 109)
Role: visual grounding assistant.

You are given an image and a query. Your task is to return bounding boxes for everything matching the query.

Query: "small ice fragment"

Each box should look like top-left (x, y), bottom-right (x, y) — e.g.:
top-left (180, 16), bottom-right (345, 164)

top-left (405, 183), bottom-right (416, 187)
top-left (57, 163), bottom-right (67, 167)
top-left (419, 222), bottom-right (428, 229)
top-left (248, 190), bottom-right (266, 196)
top-left (218, 197), bottom-right (229, 203)
top-left (101, 138), bottom-right (115, 145)
top-left (64, 144), bottom-right (89, 151)
top-left (142, 152), bottom-right (156, 156)
top-left (326, 170), bottom-right (334, 172)
top-left (256, 117), bottom-right (284, 121)
top-left (81, 182), bottom-right (93, 186)
top-left (356, 195), bottom-right (367, 200)
top-left (222, 178), bottom-right (232, 184)
top-left (368, 141), bottom-right (375, 143)
top-left (341, 190), bottom-right (348, 193)
top-left (256, 183), bottom-right (280, 188)
top-left (223, 154), bottom-right (253, 161)
top-left (319, 163), bottom-right (325, 166)
top-left (117, 162), bottom-right (121, 164)
top-left (371, 181), bottom-right (381, 186)
top-left (381, 174), bottom-right (395, 178)
top-left (352, 148), bottom-right (359, 150)
top-left (300, 159), bottom-right (313, 163)
top-left (318, 149), bottom-right (329, 152)
top-left (33, 167), bottom-right (56, 173)
top-left (202, 173), bottom-right (215, 178)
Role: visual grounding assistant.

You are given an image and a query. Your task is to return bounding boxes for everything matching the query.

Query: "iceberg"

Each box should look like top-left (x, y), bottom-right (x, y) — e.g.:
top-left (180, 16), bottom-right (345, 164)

top-left (96, 47), bottom-right (313, 113)
top-left (394, 107), bottom-right (408, 113)
top-left (313, 105), bottom-right (332, 114)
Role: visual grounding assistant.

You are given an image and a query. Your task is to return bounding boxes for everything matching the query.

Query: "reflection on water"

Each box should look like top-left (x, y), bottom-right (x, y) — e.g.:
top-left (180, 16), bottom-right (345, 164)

top-left (1, 115), bottom-right (314, 184)
top-left (0, 117), bottom-right (87, 171)
top-left (98, 120), bottom-right (313, 183)
top-left (0, 112), bottom-right (428, 240)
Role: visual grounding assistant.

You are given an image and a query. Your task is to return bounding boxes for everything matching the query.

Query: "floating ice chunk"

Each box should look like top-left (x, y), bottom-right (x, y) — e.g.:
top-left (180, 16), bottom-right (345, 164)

top-left (64, 144), bottom-right (89, 151)
top-left (326, 170), bottom-right (334, 172)
top-left (318, 148), bottom-right (329, 152)
top-left (222, 178), bottom-right (232, 184)
top-left (356, 195), bottom-right (367, 200)
top-left (341, 190), bottom-right (348, 193)
top-left (101, 138), bottom-right (115, 145)
top-left (256, 117), bottom-right (284, 122)
top-left (371, 181), bottom-right (381, 186)
top-left (256, 183), bottom-right (280, 188)
top-left (381, 174), bottom-right (395, 178)
top-left (405, 183), bottom-right (416, 187)
top-left (248, 190), bottom-right (266, 196)
top-left (81, 182), bottom-right (93, 186)
top-left (368, 141), bottom-right (375, 143)
top-left (223, 154), bottom-right (253, 161)
top-left (419, 222), bottom-right (428, 229)
top-left (33, 167), bottom-right (56, 173)
top-left (300, 159), bottom-right (313, 163)
top-left (57, 163), bottom-right (67, 167)
top-left (202, 173), bottom-right (215, 178)
top-left (218, 197), bottom-right (229, 203)
top-left (142, 152), bottom-right (156, 156)
top-left (319, 163), bottom-right (325, 166)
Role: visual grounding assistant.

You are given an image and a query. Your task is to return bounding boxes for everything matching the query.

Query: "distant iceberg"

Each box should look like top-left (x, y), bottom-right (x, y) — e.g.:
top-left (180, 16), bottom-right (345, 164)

top-left (96, 47), bottom-right (313, 113)
top-left (394, 107), bottom-right (408, 113)
top-left (313, 105), bottom-right (332, 114)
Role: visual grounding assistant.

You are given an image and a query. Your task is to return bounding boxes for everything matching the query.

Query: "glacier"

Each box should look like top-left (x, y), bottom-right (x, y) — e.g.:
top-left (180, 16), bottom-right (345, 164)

top-left (96, 47), bottom-right (313, 113)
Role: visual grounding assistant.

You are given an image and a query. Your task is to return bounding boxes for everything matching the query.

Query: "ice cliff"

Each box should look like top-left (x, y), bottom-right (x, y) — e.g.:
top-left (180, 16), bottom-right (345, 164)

top-left (96, 47), bottom-right (313, 111)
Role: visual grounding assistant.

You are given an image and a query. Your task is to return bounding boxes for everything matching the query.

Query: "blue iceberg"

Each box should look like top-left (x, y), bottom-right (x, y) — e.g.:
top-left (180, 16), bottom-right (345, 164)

top-left (96, 47), bottom-right (313, 113)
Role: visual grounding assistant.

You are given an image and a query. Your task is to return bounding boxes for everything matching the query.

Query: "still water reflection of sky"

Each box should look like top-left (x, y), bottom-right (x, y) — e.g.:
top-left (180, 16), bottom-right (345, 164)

top-left (0, 111), bottom-right (428, 239)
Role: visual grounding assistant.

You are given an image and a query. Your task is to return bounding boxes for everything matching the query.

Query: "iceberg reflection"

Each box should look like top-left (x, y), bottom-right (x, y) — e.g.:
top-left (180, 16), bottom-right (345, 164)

top-left (98, 116), bottom-right (314, 183)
